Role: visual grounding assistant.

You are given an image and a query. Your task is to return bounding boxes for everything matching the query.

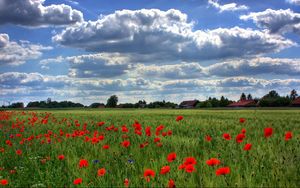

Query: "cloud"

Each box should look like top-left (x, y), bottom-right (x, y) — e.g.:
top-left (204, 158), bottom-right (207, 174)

top-left (0, 0), bottom-right (83, 27)
top-left (0, 33), bottom-right (52, 66)
top-left (135, 57), bottom-right (300, 79)
top-left (135, 62), bottom-right (206, 79)
top-left (1, 72), bottom-right (299, 104)
top-left (240, 9), bottom-right (300, 35)
top-left (53, 9), bottom-right (295, 63)
top-left (286, 0), bottom-right (300, 5)
top-left (40, 53), bottom-right (133, 78)
top-left (65, 0), bottom-right (79, 6)
top-left (207, 57), bottom-right (300, 77)
top-left (66, 54), bottom-right (132, 78)
top-left (208, 0), bottom-right (248, 12)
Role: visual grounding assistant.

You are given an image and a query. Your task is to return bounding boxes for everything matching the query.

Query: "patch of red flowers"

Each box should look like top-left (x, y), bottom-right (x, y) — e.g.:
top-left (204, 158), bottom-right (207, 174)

top-left (236, 133), bottom-right (245, 143)
top-left (79, 159), bottom-right (89, 168)
top-left (58, 155), bottom-right (65, 160)
top-left (205, 135), bottom-right (212, 142)
top-left (97, 168), bottom-right (106, 176)
top-left (160, 166), bottom-right (170, 175)
top-left (168, 179), bottom-right (175, 188)
top-left (239, 118), bottom-right (246, 123)
top-left (121, 140), bottom-right (130, 148)
top-left (216, 167), bottom-right (230, 176)
top-left (285, 131), bottom-right (292, 141)
top-left (167, 152), bottom-right (177, 162)
top-left (223, 133), bottom-right (231, 140)
top-left (206, 158), bottom-right (221, 166)
top-left (264, 127), bottom-right (273, 138)
top-left (144, 169), bottom-right (155, 182)
top-left (185, 164), bottom-right (196, 173)
top-left (124, 178), bottom-right (129, 187)
top-left (244, 143), bottom-right (252, 151)
top-left (73, 178), bottom-right (82, 185)
top-left (0, 179), bottom-right (8, 185)
top-left (176, 115), bottom-right (183, 121)
top-left (16, 149), bottom-right (22, 155)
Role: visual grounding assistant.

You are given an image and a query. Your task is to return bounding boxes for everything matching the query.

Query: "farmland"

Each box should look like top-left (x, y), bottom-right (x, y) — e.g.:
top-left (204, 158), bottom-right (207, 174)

top-left (0, 109), bottom-right (299, 187)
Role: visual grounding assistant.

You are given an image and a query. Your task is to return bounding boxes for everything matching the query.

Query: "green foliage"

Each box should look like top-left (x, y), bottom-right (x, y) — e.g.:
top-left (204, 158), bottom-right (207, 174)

top-left (0, 109), bottom-right (299, 187)
top-left (106, 95), bottom-right (118, 108)
top-left (27, 100), bottom-right (84, 108)
top-left (89, 103), bottom-right (105, 108)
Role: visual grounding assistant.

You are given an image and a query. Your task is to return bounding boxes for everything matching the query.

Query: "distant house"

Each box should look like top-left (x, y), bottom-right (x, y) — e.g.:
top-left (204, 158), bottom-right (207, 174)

top-left (291, 97), bottom-right (300, 107)
top-left (179, 100), bottom-right (199, 108)
top-left (227, 100), bottom-right (257, 107)
top-left (98, 103), bottom-right (105, 108)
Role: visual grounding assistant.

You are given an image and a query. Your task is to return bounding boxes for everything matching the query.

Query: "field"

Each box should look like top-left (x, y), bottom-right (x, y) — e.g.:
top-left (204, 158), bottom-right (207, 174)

top-left (0, 109), bottom-right (299, 187)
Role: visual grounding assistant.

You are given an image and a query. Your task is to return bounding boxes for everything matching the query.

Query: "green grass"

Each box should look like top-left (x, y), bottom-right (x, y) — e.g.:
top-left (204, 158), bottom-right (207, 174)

top-left (0, 109), bottom-right (299, 187)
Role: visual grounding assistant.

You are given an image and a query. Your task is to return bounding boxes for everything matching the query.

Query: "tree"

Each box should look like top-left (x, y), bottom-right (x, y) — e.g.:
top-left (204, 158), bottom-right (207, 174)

top-left (290, 89), bottom-right (298, 100)
top-left (47, 98), bottom-right (52, 104)
top-left (263, 90), bottom-right (279, 98)
top-left (240, 93), bottom-right (246, 101)
top-left (247, 94), bottom-right (253, 100)
top-left (106, 95), bottom-right (118, 108)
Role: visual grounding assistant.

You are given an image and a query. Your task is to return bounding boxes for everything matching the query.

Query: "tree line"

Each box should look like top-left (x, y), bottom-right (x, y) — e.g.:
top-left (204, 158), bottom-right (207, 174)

top-left (1, 89), bottom-right (299, 109)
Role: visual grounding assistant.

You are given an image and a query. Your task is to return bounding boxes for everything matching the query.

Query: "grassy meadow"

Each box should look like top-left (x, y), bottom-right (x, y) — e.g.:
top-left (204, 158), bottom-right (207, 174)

top-left (0, 109), bottom-right (299, 187)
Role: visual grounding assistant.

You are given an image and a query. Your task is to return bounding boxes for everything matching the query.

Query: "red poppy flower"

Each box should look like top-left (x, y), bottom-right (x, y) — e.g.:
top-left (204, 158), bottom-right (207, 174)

top-left (121, 140), bottom-right (130, 148)
top-left (103, 145), bottom-right (110, 149)
top-left (178, 164), bottom-right (186, 170)
top-left (145, 126), bottom-right (151, 137)
top-left (241, 128), bottom-right (246, 134)
top-left (160, 165), bottom-right (170, 175)
top-left (285, 131), bottom-right (292, 141)
top-left (176, 116), bottom-right (183, 121)
top-left (223, 133), bottom-right (231, 140)
top-left (16, 149), bottom-right (22, 155)
top-left (0, 179), bottom-right (8, 185)
top-left (156, 142), bottom-right (163, 147)
top-left (97, 121), bottom-right (105, 126)
top-left (121, 126), bottom-right (129, 133)
top-left (168, 179), bottom-right (175, 188)
top-left (264, 127), bottom-right (273, 138)
top-left (236, 133), bottom-right (245, 143)
top-left (58, 155), bottom-right (65, 160)
top-left (162, 132), bottom-right (167, 137)
top-left (239, 118), bottom-right (246, 123)
top-left (124, 178), bottom-right (129, 187)
top-left (243, 143), bottom-right (252, 151)
top-left (184, 157), bottom-right (197, 166)
top-left (154, 137), bottom-right (161, 143)
top-left (205, 135), bottom-right (212, 142)
top-left (144, 169), bottom-right (155, 182)
top-left (185, 164), bottom-right (195, 173)
top-left (79, 159), bottom-right (89, 168)
top-left (206, 158), bottom-right (221, 166)
top-left (73, 178), bottom-right (82, 185)
top-left (167, 152), bottom-right (177, 162)
top-left (97, 168), bottom-right (106, 176)
top-left (216, 167), bottom-right (230, 176)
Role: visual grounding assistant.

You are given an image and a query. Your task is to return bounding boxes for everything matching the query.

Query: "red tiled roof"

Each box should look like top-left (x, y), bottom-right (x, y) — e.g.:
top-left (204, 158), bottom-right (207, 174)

top-left (228, 100), bottom-right (256, 107)
top-left (292, 97), bottom-right (300, 105)
top-left (179, 100), bottom-right (198, 107)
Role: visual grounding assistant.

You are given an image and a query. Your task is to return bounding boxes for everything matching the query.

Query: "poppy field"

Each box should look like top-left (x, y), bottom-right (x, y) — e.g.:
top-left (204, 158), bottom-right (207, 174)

top-left (0, 109), bottom-right (299, 187)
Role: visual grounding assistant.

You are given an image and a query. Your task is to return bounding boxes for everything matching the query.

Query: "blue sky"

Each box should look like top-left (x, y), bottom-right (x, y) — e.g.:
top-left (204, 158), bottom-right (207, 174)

top-left (1, 0), bottom-right (300, 105)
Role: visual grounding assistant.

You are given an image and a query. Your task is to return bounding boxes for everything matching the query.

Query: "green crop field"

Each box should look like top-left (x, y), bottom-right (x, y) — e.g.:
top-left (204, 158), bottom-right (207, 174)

top-left (0, 109), bottom-right (299, 187)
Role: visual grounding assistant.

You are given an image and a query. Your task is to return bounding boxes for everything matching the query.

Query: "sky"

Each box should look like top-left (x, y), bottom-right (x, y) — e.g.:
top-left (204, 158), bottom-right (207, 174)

top-left (0, 0), bottom-right (300, 105)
